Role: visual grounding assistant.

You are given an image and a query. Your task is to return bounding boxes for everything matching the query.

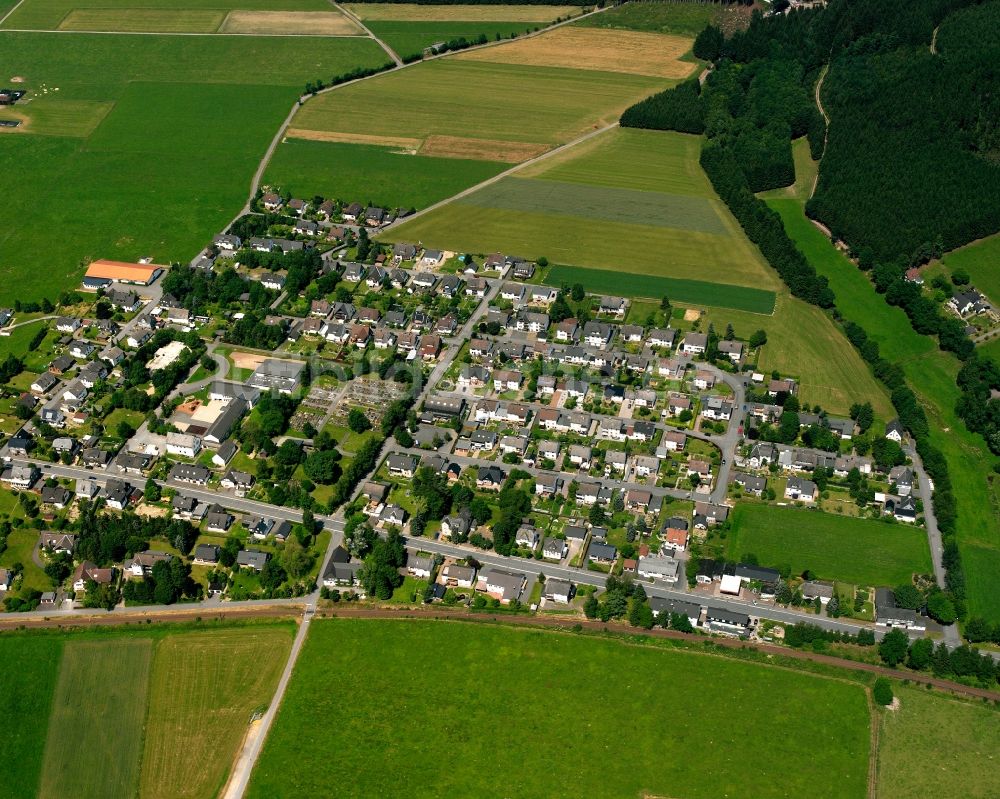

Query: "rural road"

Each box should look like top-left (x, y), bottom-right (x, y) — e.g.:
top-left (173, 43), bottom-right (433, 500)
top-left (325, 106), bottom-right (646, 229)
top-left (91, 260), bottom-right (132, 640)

top-left (331, 0), bottom-right (402, 66)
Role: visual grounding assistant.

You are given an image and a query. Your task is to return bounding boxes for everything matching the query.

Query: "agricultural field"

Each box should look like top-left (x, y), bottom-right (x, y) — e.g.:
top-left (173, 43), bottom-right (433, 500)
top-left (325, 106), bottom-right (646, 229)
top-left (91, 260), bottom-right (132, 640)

top-left (769, 198), bottom-right (1000, 622)
top-left (0, 637), bottom-right (62, 799)
top-left (939, 233), bottom-right (1000, 306)
top-left (574, 0), bottom-right (721, 37)
top-left (264, 138), bottom-right (508, 210)
top-left (0, 624), bottom-right (293, 799)
top-left (344, 4), bottom-right (584, 60)
top-left (0, 32), bottom-right (387, 305)
top-left (248, 619), bottom-right (872, 798)
top-left (455, 26), bottom-right (698, 79)
top-left (0, 0), bottom-right (361, 34)
top-left (40, 638), bottom-right (153, 799)
top-left (390, 128), bottom-right (782, 290)
top-left (726, 504), bottom-right (933, 587)
top-left (876, 686), bottom-right (1000, 799)
top-left (139, 628), bottom-right (293, 799)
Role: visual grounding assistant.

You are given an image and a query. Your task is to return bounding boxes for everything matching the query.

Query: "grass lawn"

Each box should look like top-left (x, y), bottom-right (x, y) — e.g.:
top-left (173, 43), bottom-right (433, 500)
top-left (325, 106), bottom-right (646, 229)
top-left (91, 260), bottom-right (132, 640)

top-left (248, 619), bottom-right (871, 798)
top-left (0, 636), bottom-right (62, 799)
top-left (264, 139), bottom-right (507, 211)
top-left (139, 626), bottom-right (294, 799)
top-left (575, 0), bottom-right (718, 36)
top-left (726, 504), bottom-right (933, 587)
top-left (388, 575), bottom-right (427, 604)
top-left (103, 406), bottom-right (145, 433)
top-left (0, 32), bottom-right (387, 305)
top-left (389, 129), bottom-right (782, 291)
top-left (876, 686), bottom-right (1000, 799)
top-left (769, 199), bottom-right (1000, 620)
top-left (938, 233), bottom-right (1000, 306)
top-left (1, 528), bottom-right (53, 594)
top-left (39, 637), bottom-right (153, 799)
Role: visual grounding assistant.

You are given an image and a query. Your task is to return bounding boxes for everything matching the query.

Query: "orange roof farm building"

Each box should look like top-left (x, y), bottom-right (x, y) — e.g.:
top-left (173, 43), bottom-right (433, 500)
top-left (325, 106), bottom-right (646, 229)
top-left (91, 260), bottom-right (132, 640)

top-left (82, 259), bottom-right (165, 289)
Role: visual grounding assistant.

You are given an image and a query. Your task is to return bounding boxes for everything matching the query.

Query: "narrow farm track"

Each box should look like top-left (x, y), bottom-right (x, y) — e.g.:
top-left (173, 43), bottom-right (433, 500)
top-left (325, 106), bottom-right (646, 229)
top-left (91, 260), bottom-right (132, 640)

top-left (811, 64), bottom-right (829, 199)
top-left (0, 0), bottom-right (27, 26)
top-left (331, 0), bottom-right (402, 65)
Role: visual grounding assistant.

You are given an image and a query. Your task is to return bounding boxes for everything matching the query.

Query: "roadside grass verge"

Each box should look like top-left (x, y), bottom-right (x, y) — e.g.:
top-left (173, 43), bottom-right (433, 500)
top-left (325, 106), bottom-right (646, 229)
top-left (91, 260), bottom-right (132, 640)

top-left (726, 504), bottom-right (933, 587)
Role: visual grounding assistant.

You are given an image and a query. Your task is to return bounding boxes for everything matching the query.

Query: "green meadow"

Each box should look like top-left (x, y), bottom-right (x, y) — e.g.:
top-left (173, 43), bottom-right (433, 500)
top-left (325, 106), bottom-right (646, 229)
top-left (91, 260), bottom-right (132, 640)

top-left (574, 0), bottom-right (719, 36)
top-left (248, 619), bottom-right (872, 799)
top-left (769, 199), bottom-right (1000, 621)
top-left (727, 504), bottom-right (933, 587)
top-left (939, 233), bottom-right (1000, 306)
top-left (0, 32), bottom-right (387, 305)
top-left (264, 138), bottom-right (507, 210)
top-left (367, 19), bottom-right (535, 58)
top-left (390, 128), bottom-right (782, 290)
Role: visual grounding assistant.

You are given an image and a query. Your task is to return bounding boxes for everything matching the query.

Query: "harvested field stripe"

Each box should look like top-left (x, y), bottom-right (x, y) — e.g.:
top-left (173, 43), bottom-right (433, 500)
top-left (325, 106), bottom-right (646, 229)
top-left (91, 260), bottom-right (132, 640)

top-left (39, 638), bottom-right (152, 799)
top-left (544, 264), bottom-right (776, 313)
top-left (418, 134), bottom-right (549, 163)
top-left (285, 127), bottom-right (421, 150)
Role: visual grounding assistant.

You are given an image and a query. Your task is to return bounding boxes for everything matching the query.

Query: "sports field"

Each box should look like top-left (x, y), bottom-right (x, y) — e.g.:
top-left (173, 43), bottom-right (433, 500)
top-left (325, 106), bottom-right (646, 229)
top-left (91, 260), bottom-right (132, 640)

top-left (727, 504), bottom-right (933, 588)
top-left (40, 638), bottom-right (153, 799)
top-left (0, 0), bottom-right (357, 33)
top-left (264, 138), bottom-right (508, 210)
top-left (139, 628), bottom-right (293, 799)
top-left (877, 686), bottom-right (1000, 799)
top-left (0, 32), bottom-right (387, 304)
top-left (939, 233), bottom-right (1000, 306)
top-left (770, 198), bottom-right (1000, 622)
top-left (390, 128), bottom-right (782, 290)
top-left (248, 619), bottom-right (872, 798)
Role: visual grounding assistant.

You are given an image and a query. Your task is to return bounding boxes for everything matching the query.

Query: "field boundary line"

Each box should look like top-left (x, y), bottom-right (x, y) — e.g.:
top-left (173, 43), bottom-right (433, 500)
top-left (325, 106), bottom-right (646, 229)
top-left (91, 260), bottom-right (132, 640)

top-left (0, 27), bottom-right (369, 37)
top-left (0, 0), bottom-right (27, 26)
top-left (331, 0), bottom-right (402, 65)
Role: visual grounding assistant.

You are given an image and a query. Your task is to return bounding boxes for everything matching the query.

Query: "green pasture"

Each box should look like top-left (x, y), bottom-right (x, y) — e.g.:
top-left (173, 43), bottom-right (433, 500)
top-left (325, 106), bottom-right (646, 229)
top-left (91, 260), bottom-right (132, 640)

top-left (726, 504), bottom-right (933, 587)
top-left (367, 20), bottom-right (535, 58)
top-left (1, 0), bottom-right (331, 30)
top-left (0, 32), bottom-right (387, 305)
top-left (543, 264), bottom-right (775, 313)
top-left (575, 0), bottom-right (718, 36)
top-left (264, 139), bottom-right (507, 210)
top-left (770, 198), bottom-right (1000, 621)
top-left (0, 636), bottom-right (62, 799)
top-left (939, 233), bottom-right (1000, 306)
top-left (877, 686), bottom-right (1000, 799)
top-left (248, 618), bottom-right (871, 799)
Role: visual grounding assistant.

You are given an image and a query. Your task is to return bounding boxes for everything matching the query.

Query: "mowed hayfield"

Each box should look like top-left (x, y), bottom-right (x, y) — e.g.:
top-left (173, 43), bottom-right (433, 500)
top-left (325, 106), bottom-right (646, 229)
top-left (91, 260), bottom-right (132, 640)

top-left (0, 636), bottom-right (62, 799)
top-left (365, 19), bottom-right (541, 59)
top-left (456, 26), bottom-right (698, 79)
top-left (876, 686), bottom-right (1000, 799)
top-left (390, 128), bottom-right (782, 290)
top-left (264, 138), bottom-right (508, 210)
top-left (0, 32), bottom-right (387, 305)
top-left (769, 198), bottom-right (1000, 622)
top-left (726, 504), bottom-right (933, 588)
top-left (40, 638), bottom-right (153, 799)
top-left (248, 619), bottom-right (872, 799)
top-left (139, 627), bottom-right (293, 799)
top-left (0, 0), bottom-right (358, 33)
top-left (0, 624), bottom-right (293, 799)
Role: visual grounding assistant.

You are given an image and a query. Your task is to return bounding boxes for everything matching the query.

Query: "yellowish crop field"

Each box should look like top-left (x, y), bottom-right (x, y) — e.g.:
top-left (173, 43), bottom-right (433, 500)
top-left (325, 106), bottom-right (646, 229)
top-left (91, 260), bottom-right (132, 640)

top-left (457, 26), bottom-right (698, 79)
